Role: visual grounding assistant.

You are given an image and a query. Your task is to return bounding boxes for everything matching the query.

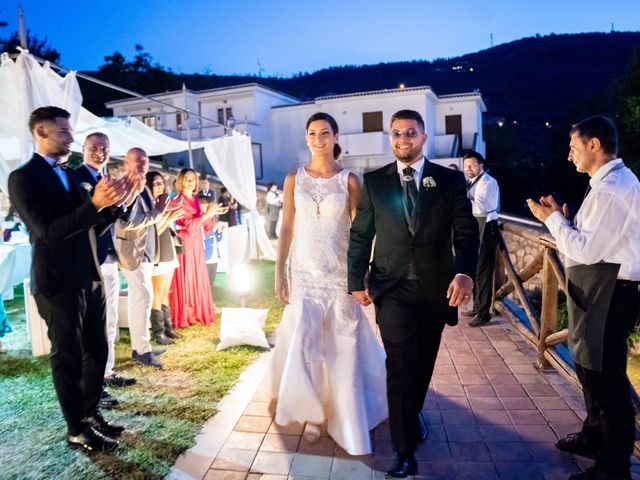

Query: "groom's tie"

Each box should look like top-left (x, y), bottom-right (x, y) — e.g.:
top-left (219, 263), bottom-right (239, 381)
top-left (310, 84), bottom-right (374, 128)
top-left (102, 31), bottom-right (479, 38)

top-left (402, 166), bottom-right (418, 219)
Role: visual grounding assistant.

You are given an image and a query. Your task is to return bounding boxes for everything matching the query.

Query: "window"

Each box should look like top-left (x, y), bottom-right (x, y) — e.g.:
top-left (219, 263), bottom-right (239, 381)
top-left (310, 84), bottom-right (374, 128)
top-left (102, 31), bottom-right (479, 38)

top-left (362, 111), bottom-right (383, 132)
top-left (176, 113), bottom-right (183, 130)
top-left (225, 107), bottom-right (233, 122)
top-left (252, 143), bottom-right (263, 180)
top-left (142, 115), bottom-right (157, 130)
top-left (217, 108), bottom-right (224, 125)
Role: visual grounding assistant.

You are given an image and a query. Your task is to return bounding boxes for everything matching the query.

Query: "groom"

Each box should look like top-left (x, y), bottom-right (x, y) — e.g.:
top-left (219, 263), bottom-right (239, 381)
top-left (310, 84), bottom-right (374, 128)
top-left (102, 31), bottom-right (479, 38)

top-left (348, 110), bottom-right (479, 478)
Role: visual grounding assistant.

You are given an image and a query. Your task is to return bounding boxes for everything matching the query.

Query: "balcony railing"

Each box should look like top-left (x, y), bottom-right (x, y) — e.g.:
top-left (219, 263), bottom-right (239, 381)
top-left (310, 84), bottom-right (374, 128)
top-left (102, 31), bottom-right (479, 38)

top-left (493, 218), bottom-right (640, 453)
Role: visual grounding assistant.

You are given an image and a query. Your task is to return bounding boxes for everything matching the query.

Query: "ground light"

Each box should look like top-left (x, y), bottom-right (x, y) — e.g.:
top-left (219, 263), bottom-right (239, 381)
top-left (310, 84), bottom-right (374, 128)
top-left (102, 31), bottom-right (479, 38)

top-left (230, 262), bottom-right (253, 307)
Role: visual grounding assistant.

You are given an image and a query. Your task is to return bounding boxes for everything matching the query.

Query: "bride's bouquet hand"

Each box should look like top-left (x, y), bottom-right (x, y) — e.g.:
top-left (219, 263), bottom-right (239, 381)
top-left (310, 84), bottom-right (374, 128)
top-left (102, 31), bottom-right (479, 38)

top-left (275, 274), bottom-right (289, 304)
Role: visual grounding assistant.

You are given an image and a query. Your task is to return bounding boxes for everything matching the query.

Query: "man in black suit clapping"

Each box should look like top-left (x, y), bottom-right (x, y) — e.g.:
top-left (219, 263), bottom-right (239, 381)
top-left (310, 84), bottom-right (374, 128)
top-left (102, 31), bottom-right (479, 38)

top-left (8, 107), bottom-right (131, 453)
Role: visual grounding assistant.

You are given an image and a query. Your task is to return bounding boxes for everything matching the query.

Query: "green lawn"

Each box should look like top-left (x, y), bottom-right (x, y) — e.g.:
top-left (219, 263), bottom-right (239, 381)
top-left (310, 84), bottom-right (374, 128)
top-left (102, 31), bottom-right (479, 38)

top-left (0, 260), bottom-right (282, 479)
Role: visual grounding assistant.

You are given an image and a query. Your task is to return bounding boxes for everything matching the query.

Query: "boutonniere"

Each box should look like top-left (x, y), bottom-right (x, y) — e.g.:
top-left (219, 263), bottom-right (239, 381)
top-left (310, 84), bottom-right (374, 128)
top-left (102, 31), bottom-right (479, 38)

top-left (422, 176), bottom-right (437, 189)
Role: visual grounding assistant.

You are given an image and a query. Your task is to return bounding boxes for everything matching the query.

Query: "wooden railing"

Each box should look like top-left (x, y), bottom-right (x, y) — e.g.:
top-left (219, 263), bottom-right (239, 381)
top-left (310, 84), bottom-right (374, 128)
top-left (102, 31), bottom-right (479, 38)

top-left (493, 219), bottom-right (640, 451)
top-left (492, 222), bottom-right (575, 383)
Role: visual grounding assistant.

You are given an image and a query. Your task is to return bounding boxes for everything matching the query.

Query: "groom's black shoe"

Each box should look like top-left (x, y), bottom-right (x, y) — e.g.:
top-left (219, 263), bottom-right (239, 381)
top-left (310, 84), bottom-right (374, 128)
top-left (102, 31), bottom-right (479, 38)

top-left (385, 452), bottom-right (417, 478)
top-left (417, 412), bottom-right (428, 443)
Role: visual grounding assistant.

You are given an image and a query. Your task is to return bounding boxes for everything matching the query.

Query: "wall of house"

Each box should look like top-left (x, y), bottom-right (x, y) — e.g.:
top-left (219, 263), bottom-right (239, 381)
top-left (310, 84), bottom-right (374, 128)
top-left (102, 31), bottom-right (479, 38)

top-left (434, 99), bottom-right (485, 156)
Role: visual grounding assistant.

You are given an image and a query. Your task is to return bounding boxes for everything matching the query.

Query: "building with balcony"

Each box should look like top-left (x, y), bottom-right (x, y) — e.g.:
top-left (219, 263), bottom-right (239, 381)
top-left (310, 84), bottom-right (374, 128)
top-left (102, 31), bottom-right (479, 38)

top-left (106, 84), bottom-right (486, 184)
top-left (271, 86), bottom-right (486, 177)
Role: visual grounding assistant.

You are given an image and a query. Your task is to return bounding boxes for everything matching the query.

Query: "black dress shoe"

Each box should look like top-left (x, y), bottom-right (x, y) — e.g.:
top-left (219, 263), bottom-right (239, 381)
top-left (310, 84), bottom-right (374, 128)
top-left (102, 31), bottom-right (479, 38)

top-left (67, 426), bottom-right (118, 453)
top-left (386, 452), bottom-right (417, 478)
top-left (104, 373), bottom-right (136, 388)
top-left (568, 465), bottom-right (631, 479)
top-left (555, 432), bottom-right (597, 459)
top-left (152, 333), bottom-right (175, 345)
top-left (417, 412), bottom-right (428, 443)
top-left (86, 412), bottom-right (125, 438)
top-left (468, 314), bottom-right (490, 327)
top-left (98, 389), bottom-right (119, 409)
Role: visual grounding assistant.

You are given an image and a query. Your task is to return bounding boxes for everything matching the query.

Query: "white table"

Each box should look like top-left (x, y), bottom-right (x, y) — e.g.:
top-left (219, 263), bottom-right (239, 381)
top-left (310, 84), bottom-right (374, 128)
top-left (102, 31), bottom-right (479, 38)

top-left (6, 240), bottom-right (31, 292)
top-left (0, 244), bottom-right (17, 300)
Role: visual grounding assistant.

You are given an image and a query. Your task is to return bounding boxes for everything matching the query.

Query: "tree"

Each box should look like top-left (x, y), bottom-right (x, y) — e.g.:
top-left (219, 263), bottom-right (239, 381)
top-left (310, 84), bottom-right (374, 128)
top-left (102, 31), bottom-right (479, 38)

top-left (617, 47), bottom-right (640, 175)
top-left (0, 29), bottom-right (60, 63)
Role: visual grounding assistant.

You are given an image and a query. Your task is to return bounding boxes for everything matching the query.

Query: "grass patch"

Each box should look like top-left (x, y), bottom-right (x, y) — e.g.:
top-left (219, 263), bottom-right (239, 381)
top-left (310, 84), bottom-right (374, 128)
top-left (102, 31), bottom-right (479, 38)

top-left (0, 260), bottom-right (282, 479)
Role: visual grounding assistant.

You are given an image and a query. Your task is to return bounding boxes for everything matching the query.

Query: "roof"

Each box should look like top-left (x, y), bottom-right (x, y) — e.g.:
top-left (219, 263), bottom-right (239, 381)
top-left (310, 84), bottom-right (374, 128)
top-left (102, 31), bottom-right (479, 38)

top-left (106, 83), bottom-right (299, 107)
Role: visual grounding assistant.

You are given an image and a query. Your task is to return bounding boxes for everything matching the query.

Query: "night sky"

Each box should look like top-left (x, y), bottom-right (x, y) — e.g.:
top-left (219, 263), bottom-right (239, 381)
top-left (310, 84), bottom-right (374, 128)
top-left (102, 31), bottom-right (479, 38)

top-left (2, 0), bottom-right (639, 76)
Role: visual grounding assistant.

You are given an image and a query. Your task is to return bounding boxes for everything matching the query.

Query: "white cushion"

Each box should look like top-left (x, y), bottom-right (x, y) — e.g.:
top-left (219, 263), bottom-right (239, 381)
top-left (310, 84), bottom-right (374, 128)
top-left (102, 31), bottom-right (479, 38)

top-left (217, 307), bottom-right (270, 351)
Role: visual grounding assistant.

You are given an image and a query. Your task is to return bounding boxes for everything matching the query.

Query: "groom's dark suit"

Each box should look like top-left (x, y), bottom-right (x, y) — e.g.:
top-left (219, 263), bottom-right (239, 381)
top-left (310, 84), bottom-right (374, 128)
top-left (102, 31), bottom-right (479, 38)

top-left (348, 158), bottom-right (478, 454)
top-left (8, 153), bottom-right (111, 436)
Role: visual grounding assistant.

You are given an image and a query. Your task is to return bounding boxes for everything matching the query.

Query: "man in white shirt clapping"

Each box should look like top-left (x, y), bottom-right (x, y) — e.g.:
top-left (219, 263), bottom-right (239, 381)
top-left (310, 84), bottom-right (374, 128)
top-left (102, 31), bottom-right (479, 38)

top-left (528, 116), bottom-right (640, 480)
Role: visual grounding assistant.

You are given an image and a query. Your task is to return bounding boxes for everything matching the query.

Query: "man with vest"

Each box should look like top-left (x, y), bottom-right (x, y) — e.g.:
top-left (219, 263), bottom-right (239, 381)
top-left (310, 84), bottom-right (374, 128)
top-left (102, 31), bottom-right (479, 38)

top-left (528, 116), bottom-right (640, 480)
top-left (463, 151), bottom-right (500, 327)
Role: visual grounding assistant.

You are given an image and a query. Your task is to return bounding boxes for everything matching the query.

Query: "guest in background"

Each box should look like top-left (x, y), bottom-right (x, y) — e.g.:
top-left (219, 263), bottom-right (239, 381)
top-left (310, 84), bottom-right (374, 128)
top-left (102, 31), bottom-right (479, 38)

top-left (265, 182), bottom-right (283, 239)
top-left (218, 187), bottom-right (241, 226)
top-left (197, 177), bottom-right (215, 200)
top-left (113, 148), bottom-right (175, 366)
top-left (199, 197), bottom-right (224, 314)
top-left (146, 171), bottom-right (184, 344)
top-left (462, 150), bottom-right (501, 327)
top-left (170, 168), bottom-right (227, 328)
top-left (71, 132), bottom-right (136, 403)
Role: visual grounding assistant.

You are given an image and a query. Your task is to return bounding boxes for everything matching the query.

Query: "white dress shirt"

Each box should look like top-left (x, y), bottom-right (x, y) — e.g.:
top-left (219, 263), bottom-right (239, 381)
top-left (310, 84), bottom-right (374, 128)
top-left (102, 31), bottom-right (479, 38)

top-left (467, 171), bottom-right (500, 221)
top-left (545, 158), bottom-right (640, 281)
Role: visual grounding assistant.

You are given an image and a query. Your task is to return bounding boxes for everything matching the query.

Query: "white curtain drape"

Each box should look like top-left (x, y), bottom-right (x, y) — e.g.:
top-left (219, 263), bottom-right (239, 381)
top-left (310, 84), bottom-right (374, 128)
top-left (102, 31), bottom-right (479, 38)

top-left (0, 50), bottom-right (276, 261)
top-left (0, 50), bottom-right (82, 191)
top-left (204, 132), bottom-right (276, 261)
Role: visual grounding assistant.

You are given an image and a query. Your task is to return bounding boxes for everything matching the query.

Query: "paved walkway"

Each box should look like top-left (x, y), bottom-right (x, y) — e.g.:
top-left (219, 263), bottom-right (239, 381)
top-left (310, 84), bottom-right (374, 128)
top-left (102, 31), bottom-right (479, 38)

top-left (167, 309), bottom-right (640, 480)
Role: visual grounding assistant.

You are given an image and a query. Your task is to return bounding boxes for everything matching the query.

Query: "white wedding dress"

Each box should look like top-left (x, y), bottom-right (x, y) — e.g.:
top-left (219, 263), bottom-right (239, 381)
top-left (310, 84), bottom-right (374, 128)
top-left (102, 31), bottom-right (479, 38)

top-left (267, 167), bottom-right (388, 455)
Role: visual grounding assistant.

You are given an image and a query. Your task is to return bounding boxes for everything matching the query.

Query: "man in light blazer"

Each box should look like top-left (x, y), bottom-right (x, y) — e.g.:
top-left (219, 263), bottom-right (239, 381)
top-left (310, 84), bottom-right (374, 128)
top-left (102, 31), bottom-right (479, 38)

top-left (113, 147), bottom-right (173, 368)
top-left (348, 110), bottom-right (479, 478)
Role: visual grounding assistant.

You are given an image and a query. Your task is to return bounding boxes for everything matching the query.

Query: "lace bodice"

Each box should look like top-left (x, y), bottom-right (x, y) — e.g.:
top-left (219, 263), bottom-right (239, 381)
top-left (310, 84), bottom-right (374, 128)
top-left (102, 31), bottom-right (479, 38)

top-left (289, 167), bottom-right (351, 293)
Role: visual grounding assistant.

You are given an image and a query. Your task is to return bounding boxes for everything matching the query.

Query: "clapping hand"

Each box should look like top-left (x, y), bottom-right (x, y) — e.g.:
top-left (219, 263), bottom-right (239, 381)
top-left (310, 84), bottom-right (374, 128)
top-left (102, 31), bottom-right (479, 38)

top-left (163, 196), bottom-right (185, 221)
top-left (204, 202), bottom-right (229, 219)
top-left (122, 171), bottom-right (145, 207)
top-left (91, 176), bottom-right (129, 211)
top-left (527, 195), bottom-right (569, 222)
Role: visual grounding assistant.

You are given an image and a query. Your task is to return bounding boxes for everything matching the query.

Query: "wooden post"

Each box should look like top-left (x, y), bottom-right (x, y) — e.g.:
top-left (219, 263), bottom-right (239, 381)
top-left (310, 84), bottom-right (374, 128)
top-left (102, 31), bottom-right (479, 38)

top-left (538, 247), bottom-right (559, 369)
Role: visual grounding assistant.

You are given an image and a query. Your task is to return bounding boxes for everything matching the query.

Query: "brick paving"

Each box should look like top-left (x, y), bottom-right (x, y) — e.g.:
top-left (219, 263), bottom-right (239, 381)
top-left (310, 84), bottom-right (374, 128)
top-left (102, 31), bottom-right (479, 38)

top-left (168, 309), bottom-right (640, 480)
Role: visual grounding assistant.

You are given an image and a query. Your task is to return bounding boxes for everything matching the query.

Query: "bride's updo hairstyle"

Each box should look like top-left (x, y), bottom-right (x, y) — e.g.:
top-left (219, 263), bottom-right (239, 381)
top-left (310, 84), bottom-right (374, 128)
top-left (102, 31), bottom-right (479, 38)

top-left (306, 112), bottom-right (342, 160)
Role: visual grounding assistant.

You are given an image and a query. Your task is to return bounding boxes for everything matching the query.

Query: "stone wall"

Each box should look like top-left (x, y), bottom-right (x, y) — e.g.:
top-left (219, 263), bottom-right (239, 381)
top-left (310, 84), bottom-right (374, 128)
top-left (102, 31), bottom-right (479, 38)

top-left (499, 219), bottom-right (547, 292)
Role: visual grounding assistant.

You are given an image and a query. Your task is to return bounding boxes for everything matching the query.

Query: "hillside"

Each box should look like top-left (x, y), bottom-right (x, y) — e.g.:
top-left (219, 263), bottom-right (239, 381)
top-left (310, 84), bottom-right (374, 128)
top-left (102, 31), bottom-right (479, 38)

top-left (83, 32), bottom-right (640, 130)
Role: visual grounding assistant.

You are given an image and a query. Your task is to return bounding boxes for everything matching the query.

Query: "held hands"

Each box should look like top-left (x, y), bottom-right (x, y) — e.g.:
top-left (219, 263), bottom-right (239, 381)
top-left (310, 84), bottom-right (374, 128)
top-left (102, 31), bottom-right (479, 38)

top-left (351, 290), bottom-right (372, 307)
top-left (526, 195), bottom-right (569, 223)
top-left (275, 273), bottom-right (289, 304)
top-left (446, 274), bottom-right (473, 307)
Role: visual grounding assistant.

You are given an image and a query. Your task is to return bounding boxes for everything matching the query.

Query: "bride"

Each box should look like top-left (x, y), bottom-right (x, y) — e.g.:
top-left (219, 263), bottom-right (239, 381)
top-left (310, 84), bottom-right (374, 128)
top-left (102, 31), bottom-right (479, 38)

top-left (267, 112), bottom-right (387, 455)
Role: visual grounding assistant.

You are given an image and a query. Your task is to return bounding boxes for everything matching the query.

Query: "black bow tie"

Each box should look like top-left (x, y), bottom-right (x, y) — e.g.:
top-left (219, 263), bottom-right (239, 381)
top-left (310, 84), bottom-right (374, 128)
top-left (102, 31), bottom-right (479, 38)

top-left (52, 160), bottom-right (67, 169)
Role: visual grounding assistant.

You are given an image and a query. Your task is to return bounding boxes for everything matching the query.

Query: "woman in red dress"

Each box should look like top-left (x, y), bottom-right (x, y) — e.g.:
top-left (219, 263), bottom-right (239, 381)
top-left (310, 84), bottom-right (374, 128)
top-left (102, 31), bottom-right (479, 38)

top-left (170, 168), bottom-right (227, 328)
